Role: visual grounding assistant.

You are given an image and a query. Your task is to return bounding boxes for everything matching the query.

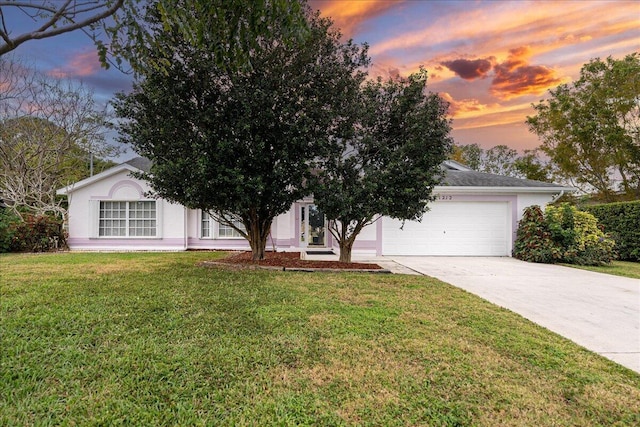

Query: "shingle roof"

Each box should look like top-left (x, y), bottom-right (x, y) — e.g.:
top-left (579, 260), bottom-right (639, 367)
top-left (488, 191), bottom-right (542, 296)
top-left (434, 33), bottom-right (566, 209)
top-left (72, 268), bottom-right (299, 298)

top-left (442, 169), bottom-right (565, 188)
top-left (121, 157), bottom-right (568, 189)
top-left (124, 157), bottom-right (152, 173)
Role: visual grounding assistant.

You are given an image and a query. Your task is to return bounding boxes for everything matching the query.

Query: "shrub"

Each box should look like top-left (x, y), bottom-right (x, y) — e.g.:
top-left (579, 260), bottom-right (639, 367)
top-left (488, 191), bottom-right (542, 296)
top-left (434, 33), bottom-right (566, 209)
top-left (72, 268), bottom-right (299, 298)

top-left (545, 204), bottom-right (615, 266)
top-left (9, 214), bottom-right (67, 253)
top-left (584, 201), bottom-right (640, 261)
top-left (513, 204), bottom-right (615, 265)
top-left (0, 209), bottom-right (21, 253)
top-left (513, 205), bottom-right (559, 263)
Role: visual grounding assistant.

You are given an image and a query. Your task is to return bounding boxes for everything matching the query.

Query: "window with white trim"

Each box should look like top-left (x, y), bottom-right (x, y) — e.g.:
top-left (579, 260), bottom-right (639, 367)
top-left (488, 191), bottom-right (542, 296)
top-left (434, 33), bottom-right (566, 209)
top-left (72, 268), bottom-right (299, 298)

top-left (201, 212), bottom-right (212, 238)
top-left (99, 201), bottom-right (156, 237)
top-left (201, 212), bottom-right (245, 238)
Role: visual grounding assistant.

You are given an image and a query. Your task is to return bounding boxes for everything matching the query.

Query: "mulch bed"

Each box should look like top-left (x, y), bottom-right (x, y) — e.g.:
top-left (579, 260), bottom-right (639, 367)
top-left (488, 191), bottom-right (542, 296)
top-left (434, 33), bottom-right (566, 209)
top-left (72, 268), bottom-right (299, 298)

top-left (216, 251), bottom-right (383, 270)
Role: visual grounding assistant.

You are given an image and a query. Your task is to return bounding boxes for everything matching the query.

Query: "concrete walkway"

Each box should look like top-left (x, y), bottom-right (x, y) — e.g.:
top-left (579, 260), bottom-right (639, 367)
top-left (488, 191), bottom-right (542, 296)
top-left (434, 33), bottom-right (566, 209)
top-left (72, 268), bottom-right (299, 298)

top-left (387, 257), bottom-right (640, 373)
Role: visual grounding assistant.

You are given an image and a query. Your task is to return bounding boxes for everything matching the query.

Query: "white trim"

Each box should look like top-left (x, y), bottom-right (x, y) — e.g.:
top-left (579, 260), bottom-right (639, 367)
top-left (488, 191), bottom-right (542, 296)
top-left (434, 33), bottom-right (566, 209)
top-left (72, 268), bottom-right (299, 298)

top-left (89, 200), bottom-right (100, 239)
top-left (94, 200), bottom-right (159, 239)
top-left (199, 210), bottom-right (245, 239)
top-left (199, 210), bottom-right (213, 239)
top-left (435, 185), bottom-right (575, 194)
top-left (442, 160), bottom-right (473, 171)
top-left (155, 201), bottom-right (163, 239)
top-left (56, 164), bottom-right (143, 195)
top-left (216, 221), bottom-right (245, 239)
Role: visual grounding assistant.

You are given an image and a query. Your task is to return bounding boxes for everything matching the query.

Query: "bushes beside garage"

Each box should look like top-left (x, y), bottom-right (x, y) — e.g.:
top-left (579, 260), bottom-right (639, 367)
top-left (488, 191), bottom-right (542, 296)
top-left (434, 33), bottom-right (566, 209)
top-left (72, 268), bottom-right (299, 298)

top-left (514, 204), bottom-right (615, 266)
top-left (583, 201), bottom-right (640, 261)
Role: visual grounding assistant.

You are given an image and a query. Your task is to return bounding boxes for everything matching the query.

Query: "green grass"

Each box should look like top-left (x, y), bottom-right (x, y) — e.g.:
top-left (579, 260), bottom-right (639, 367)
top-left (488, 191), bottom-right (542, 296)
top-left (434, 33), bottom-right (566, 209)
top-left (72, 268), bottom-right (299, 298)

top-left (2, 252), bottom-right (639, 426)
top-left (566, 260), bottom-right (640, 279)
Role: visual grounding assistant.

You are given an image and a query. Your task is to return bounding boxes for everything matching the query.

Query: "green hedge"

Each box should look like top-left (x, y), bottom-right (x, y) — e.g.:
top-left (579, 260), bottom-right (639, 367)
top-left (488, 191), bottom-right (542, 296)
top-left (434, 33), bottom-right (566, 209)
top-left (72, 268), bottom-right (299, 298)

top-left (584, 201), bottom-right (640, 261)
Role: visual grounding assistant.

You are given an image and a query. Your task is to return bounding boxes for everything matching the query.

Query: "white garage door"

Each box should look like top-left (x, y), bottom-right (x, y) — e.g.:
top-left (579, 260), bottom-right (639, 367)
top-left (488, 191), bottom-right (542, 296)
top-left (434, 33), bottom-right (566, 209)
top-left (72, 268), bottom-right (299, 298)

top-left (382, 202), bottom-right (510, 256)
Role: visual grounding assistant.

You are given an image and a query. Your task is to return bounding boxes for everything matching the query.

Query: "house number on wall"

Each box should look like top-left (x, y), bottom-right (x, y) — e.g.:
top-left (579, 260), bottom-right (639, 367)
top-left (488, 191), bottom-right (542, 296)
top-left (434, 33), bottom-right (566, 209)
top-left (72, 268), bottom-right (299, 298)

top-left (435, 194), bottom-right (453, 201)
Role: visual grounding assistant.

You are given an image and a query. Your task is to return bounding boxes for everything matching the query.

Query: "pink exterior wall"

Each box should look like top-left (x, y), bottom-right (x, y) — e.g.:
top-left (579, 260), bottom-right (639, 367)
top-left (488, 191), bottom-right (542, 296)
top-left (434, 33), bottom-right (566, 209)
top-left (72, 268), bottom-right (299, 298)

top-left (63, 169), bottom-right (558, 255)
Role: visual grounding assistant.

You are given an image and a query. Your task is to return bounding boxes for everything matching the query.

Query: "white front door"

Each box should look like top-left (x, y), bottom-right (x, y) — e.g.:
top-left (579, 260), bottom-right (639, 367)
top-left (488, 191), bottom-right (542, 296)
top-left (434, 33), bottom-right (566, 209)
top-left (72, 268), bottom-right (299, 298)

top-left (300, 204), bottom-right (327, 248)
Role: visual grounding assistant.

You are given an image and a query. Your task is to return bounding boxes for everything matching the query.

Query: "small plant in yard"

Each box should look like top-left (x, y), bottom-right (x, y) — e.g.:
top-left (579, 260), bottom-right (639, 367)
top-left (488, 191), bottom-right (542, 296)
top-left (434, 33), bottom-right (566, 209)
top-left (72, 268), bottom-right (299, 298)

top-left (513, 205), bottom-right (559, 263)
top-left (0, 209), bottom-right (20, 253)
top-left (546, 204), bottom-right (615, 265)
top-left (514, 204), bottom-right (615, 265)
top-left (8, 213), bottom-right (67, 252)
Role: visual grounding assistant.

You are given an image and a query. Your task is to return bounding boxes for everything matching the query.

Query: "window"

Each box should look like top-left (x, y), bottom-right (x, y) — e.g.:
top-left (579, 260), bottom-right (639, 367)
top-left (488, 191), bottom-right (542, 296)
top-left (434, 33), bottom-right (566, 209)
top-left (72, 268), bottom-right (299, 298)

top-left (99, 201), bottom-right (156, 237)
top-left (219, 220), bottom-right (245, 238)
top-left (201, 212), bottom-right (212, 238)
top-left (201, 212), bottom-right (245, 238)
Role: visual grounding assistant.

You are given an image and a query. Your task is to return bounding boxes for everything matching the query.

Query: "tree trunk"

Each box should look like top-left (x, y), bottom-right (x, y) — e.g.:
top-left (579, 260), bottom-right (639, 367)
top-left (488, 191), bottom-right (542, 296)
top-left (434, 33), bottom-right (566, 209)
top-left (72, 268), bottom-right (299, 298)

top-left (247, 217), bottom-right (271, 261)
top-left (338, 239), bottom-right (353, 263)
top-left (333, 218), bottom-right (369, 263)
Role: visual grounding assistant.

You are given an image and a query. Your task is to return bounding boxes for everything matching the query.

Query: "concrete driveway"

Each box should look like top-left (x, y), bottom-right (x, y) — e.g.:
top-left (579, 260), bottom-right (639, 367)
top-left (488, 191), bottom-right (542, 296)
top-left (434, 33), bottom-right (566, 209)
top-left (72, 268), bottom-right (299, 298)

top-left (390, 256), bottom-right (640, 373)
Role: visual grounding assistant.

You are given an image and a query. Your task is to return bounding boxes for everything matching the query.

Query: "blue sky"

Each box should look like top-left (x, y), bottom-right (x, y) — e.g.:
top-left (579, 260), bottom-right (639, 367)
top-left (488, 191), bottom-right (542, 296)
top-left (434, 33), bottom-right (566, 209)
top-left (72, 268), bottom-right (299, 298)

top-left (4, 0), bottom-right (639, 158)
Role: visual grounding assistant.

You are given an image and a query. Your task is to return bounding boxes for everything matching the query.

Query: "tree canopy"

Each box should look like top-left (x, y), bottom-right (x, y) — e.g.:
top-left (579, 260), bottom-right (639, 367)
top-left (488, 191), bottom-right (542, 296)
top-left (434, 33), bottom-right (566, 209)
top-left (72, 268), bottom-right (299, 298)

top-left (312, 70), bottom-right (453, 262)
top-left (114, 8), bottom-right (368, 260)
top-left (527, 53), bottom-right (640, 200)
top-left (450, 143), bottom-right (551, 182)
top-left (107, 0), bottom-right (308, 74)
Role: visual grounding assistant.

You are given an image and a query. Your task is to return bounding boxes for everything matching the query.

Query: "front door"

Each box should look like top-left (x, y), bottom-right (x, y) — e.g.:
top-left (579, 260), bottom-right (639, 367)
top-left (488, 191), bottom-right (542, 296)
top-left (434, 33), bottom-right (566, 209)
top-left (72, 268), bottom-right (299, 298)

top-left (300, 204), bottom-right (327, 248)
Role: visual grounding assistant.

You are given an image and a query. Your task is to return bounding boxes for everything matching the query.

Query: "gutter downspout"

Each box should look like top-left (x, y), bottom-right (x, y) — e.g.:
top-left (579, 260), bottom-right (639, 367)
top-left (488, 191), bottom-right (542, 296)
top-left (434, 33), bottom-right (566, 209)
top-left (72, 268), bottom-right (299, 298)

top-left (551, 190), bottom-right (565, 203)
top-left (184, 206), bottom-right (188, 250)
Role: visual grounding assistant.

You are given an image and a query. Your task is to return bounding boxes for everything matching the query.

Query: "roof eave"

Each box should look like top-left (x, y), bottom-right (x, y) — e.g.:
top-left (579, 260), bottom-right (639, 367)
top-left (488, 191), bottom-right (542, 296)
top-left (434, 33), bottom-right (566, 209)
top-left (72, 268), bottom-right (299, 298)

top-left (56, 164), bottom-right (143, 196)
top-left (434, 185), bottom-right (576, 194)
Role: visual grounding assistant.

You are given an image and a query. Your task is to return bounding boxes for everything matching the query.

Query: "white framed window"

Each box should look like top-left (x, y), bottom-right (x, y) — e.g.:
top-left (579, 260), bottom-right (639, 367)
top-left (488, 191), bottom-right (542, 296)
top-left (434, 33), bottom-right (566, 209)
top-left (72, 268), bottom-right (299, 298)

top-left (201, 212), bottom-right (212, 238)
top-left (99, 201), bottom-right (157, 237)
top-left (201, 211), bottom-right (245, 239)
top-left (218, 220), bottom-right (245, 238)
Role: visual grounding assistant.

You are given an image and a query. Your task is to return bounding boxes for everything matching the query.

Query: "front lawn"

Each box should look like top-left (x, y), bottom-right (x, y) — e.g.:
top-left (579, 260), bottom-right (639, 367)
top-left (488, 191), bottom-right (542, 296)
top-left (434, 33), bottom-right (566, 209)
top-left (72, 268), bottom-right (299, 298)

top-left (2, 252), bottom-right (639, 426)
top-left (566, 260), bottom-right (640, 279)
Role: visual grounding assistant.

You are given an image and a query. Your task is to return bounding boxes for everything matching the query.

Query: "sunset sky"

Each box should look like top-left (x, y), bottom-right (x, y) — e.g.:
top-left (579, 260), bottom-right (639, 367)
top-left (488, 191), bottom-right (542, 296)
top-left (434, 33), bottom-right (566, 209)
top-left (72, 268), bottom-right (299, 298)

top-left (4, 0), bottom-right (640, 157)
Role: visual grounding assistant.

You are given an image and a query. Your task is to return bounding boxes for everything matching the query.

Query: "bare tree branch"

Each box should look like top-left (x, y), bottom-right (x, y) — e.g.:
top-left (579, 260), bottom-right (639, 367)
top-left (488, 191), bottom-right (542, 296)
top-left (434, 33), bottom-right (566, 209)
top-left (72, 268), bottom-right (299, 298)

top-left (0, 0), bottom-right (124, 56)
top-left (0, 57), bottom-right (117, 219)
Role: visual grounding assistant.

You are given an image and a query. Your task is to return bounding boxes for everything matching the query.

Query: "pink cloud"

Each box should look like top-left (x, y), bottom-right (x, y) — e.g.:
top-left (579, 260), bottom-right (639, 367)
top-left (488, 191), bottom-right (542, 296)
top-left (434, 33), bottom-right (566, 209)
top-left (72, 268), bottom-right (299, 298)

top-left (48, 50), bottom-right (101, 79)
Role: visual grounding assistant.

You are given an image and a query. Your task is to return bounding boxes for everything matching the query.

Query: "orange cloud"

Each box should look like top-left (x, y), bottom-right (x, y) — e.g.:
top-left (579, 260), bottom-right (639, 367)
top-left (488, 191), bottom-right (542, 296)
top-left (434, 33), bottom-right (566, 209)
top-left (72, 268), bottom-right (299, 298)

top-left (48, 50), bottom-right (101, 79)
top-left (310, 0), bottom-right (405, 37)
top-left (369, 1), bottom-right (638, 61)
top-left (440, 92), bottom-right (500, 119)
top-left (453, 106), bottom-right (535, 130)
top-left (490, 47), bottom-right (564, 99)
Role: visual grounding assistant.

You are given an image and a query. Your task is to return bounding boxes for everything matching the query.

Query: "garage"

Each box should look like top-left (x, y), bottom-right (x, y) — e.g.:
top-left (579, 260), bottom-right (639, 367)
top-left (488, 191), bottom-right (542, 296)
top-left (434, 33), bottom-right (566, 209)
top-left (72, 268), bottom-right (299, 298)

top-left (382, 201), bottom-right (511, 256)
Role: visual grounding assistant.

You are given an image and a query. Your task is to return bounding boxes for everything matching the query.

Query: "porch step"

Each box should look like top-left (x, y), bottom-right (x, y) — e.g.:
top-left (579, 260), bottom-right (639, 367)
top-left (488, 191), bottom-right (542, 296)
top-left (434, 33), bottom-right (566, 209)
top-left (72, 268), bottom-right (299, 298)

top-left (301, 250), bottom-right (338, 261)
top-left (306, 250), bottom-right (335, 255)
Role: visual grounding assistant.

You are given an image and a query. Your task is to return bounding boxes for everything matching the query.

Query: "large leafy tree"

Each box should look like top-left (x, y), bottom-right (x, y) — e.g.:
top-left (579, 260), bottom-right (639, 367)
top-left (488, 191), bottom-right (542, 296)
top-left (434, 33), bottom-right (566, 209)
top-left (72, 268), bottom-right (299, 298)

top-left (115, 9), bottom-right (368, 260)
top-left (0, 58), bottom-right (115, 219)
top-left (107, 0), bottom-right (307, 73)
top-left (312, 70), bottom-right (453, 263)
top-left (527, 53), bottom-right (640, 200)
